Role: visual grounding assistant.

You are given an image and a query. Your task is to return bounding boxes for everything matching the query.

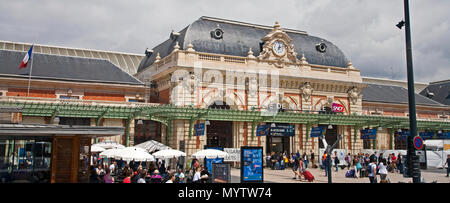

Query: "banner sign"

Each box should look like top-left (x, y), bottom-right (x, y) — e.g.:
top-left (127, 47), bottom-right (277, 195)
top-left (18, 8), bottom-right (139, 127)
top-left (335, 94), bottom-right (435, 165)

top-left (256, 124), bottom-right (270, 136)
top-left (269, 123), bottom-right (295, 136)
top-left (331, 103), bottom-right (345, 113)
top-left (396, 131), bottom-right (410, 140)
top-left (360, 129), bottom-right (377, 140)
top-left (310, 126), bottom-right (326, 138)
top-left (241, 147), bottom-right (263, 183)
top-left (436, 132), bottom-right (450, 139)
top-left (256, 123), bottom-right (295, 136)
top-left (224, 148), bottom-right (240, 162)
top-left (419, 132), bottom-right (435, 140)
top-left (194, 123), bottom-right (205, 136)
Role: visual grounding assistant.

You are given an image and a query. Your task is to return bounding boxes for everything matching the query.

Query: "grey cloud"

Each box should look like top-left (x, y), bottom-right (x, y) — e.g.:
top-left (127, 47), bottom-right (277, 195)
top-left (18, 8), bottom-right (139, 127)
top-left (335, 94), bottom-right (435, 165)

top-left (0, 0), bottom-right (448, 82)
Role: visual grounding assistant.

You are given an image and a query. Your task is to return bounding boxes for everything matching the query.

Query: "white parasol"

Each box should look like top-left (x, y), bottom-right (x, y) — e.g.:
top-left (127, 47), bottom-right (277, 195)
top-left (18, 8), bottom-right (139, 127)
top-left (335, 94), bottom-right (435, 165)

top-left (152, 149), bottom-right (186, 159)
top-left (92, 141), bottom-right (125, 150)
top-left (114, 147), bottom-right (155, 162)
top-left (191, 149), bottom-right (229, 159)
top-left (91, 145), bottom-right (106, 153)
top-left (99, 148), bottom-right (123, 158)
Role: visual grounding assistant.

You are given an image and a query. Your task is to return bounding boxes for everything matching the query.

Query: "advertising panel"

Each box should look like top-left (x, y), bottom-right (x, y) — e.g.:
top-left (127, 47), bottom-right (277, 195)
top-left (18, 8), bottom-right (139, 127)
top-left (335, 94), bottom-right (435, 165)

top-left (240, 146), bottom-right (263, 183)
top-left (211, 163), bottom-right (231, 183)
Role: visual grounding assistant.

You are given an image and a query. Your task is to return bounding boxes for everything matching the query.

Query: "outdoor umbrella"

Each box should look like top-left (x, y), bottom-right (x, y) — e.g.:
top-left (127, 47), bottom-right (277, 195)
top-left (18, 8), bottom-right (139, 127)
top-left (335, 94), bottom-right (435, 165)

top-left (191, 149), bottom-right (229, 159)
top-left (99, 148), bottom-right (123, 158)
top-left (92, 141), bottom-right (125, 150)
top-left (134, 140), bottom-right (172, 153)
top-left (152, 149), bottom-right (186, 159)
top-left (115, 148), bottom-right (155, 162)
top-left (91, 145), bottom-right (106, 153)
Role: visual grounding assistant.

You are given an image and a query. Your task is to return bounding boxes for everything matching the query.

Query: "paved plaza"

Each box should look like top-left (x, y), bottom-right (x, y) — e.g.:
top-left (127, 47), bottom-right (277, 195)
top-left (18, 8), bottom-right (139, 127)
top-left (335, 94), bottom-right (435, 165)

top-left (230, 167), bottom-right (450, 183)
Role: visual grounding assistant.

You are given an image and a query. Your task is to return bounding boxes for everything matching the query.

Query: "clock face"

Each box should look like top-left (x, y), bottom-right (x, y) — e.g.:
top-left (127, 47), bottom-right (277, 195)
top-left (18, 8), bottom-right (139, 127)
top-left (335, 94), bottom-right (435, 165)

top-left (272, 40), bottom-right (286, 56)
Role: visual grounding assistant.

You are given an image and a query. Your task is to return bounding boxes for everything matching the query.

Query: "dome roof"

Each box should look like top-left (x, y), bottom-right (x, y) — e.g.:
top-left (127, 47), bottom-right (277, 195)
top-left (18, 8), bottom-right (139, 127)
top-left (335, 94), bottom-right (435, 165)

top-left (137, 16), bottom-right (348, 73)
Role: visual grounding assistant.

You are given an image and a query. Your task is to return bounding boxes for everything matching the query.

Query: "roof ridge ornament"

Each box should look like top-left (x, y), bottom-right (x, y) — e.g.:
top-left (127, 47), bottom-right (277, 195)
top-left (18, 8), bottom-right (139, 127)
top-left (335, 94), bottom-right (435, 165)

top-left (173, 41), bottom-right (180, 52)
top-left (155, 52), bottom-right (161, 62)
top-left (347, 60), bottom-right (355, 69)
top-left (247, 47), bottom-right (255, 59)
top-left (186, 41), bottom-right (195, 52)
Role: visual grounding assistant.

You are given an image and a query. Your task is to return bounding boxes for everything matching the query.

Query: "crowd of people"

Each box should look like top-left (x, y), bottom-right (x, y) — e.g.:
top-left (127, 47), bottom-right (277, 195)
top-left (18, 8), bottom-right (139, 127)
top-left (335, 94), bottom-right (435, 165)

top-left (320, 151), bottom-right (405, 183)
top-left (265, 150), bottom-right (407, 183)
top-left (88, 158), bottom-right (214, 184)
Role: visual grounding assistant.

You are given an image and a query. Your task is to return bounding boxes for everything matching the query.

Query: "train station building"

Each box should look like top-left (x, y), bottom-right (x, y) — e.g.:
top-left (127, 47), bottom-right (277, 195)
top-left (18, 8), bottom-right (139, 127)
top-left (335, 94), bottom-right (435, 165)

top-left (0, 16), bottom-right (449, 182)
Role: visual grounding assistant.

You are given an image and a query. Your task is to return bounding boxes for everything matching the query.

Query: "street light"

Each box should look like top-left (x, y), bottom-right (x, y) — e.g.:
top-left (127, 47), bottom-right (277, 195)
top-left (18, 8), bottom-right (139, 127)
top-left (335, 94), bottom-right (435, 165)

top-left (398, 0), bottom-right (421, 183)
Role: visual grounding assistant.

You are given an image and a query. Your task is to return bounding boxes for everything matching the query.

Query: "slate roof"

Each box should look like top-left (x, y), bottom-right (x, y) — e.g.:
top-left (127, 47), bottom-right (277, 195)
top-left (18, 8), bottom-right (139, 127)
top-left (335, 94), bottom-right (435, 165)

top-left (419, 80), bottom-right (450, 106)
top-left (0, 49), bottom-right (143, 85)
top-left (137, 16), bottom-right (348, 73)
top-left (362, 83), bottom-right (445, 106)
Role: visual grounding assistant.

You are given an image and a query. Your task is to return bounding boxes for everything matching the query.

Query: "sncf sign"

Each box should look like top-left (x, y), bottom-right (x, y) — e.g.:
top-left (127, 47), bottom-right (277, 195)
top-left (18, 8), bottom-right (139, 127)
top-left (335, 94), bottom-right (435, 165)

top-left (331, 103), bottom-right (345, 113)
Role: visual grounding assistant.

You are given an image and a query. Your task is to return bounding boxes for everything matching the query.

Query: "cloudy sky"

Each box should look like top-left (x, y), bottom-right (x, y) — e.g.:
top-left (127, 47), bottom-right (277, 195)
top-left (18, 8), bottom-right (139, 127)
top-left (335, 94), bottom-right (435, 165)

top-left (1, 0), bottom-right (449, 83)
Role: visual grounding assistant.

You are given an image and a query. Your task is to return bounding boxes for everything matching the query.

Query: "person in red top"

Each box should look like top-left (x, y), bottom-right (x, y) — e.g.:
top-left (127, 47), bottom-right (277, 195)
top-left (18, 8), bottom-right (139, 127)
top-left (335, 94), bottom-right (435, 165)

top-left (122, 170), bottom-right (133, 183)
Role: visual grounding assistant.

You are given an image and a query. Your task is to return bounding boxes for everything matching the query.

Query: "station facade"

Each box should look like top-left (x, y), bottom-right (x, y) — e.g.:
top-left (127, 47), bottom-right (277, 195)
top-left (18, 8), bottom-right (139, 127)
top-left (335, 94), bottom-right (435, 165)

top-left (0, 16), bottom-right (449, 162)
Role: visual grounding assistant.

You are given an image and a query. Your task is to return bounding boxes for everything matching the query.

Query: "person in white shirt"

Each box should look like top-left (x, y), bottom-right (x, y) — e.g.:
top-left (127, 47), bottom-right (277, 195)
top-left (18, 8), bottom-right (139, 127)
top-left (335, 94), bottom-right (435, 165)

top-left (109, 161), bottom-right (116, 175)
top-left (378, 159), bottom-right (388, 183)
top-left (192, 167), bottom-right (202, 183)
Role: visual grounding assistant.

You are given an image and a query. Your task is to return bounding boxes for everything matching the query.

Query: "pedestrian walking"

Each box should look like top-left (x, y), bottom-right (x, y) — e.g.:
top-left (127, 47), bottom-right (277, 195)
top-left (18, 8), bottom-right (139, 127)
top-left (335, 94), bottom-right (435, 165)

top-left (345, 153), bottom-right (351, 170)
top-left (333, 151), bottom-right (340, 172)
top-left (378, 159), bottom-right (388, 183)
top-left (302, 152), bottom-right (309, 169)
top-left (291, 155), bottom-right (299, 180)
top-left (397, 153), bottom-right (403, 174)
top-left (310, 150), bottom-right (316, 168)
top-left (368, 158), bottom-right (377, 183)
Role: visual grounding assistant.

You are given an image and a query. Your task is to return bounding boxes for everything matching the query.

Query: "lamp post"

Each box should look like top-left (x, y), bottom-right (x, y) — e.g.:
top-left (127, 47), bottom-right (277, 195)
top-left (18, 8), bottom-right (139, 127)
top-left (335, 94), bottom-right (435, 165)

top-left (397, 0), bottom-right (421, 183)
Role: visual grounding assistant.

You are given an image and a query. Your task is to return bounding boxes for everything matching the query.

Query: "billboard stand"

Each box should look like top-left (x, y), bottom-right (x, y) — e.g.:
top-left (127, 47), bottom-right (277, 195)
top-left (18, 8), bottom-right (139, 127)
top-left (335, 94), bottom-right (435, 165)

top-left (240, 146), bottom-right (264, 183)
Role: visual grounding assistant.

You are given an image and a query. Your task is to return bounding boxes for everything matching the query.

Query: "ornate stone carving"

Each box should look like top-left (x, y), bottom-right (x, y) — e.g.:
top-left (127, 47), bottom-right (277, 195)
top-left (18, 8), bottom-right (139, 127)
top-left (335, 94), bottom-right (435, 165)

top-left (300, 82), bottom-right (313, 102)
top-left (258, 21), bottom-right (298, 68)
top-left (348, 86), bottom-right (360, 104)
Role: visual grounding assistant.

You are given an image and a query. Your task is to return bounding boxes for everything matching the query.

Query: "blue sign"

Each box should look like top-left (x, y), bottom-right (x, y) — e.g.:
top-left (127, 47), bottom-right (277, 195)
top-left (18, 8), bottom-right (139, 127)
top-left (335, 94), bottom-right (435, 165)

top-left (419, 132), bottom-right (435, 140)
top-left (269, 123), bottom-right (295, 136)
top-left (194, 123), bottom-right (205, 136)
top-left (310, 126), bottom-right (326, 138)
top-left (241, 147), bottom-right (263, 183)
top-left (396, 131), bottom-right (410, 140)
top-left (256, 124), bottom-right (270, 136)
top-left (360, 129), bottom-right (377, 140)
top-left (436, 132), bottom-right (450, 139)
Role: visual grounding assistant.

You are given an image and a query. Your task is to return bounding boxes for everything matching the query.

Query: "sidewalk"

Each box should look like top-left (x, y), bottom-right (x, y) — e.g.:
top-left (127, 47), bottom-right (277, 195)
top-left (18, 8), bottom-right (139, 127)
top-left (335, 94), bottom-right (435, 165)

top-left (230, 166), bottom-right (450, 183)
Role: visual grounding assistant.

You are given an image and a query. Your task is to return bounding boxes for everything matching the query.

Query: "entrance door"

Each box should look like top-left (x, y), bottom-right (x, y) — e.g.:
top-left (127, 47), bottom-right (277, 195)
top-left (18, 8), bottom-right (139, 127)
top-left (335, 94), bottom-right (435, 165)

top-left (266, 136), bottom-right (290, 155)
top-left (206, 121), bottom-right (233, 148)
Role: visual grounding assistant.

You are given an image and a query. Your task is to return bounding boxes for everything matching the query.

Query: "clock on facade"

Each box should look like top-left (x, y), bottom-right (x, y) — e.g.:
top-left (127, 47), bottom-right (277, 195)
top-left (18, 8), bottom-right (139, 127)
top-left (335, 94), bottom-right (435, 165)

top-left (272, 40), bottom-right (286, 56)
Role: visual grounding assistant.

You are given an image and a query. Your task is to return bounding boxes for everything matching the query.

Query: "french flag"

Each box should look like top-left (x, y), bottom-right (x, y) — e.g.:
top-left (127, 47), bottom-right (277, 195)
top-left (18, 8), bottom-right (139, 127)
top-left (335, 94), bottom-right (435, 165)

top-left (19, 45), bottom-right (34, 69)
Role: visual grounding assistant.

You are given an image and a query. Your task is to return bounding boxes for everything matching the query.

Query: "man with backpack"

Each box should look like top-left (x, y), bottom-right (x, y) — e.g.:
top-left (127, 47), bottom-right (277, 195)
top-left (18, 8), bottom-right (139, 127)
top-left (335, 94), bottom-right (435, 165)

top-left (333, 151), bottom-right (340, 172)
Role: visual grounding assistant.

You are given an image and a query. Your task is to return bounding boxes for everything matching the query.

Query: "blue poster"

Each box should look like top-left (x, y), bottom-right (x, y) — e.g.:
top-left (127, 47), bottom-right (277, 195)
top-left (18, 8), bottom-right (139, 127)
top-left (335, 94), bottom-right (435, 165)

top-left (310, 126), bottom-right (326, 138)
top-left (205, 147), bottom-right (223, 174)
top-left (360, 129), bottom-right (377, 139)
top-left (194, 123), bottom-right (205, 136)
top-left (256, 124), bottom-right (270, 136)
top-left (241, 147), bottom-right (263, 182)
top-left (269, 123), bottom-right (295, 136)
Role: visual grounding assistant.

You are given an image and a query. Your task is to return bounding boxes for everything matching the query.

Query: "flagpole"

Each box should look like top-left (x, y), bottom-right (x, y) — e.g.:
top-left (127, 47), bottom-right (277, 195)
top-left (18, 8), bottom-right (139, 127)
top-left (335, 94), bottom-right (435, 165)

top-left (26, 45), bottom-right (34, 97)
